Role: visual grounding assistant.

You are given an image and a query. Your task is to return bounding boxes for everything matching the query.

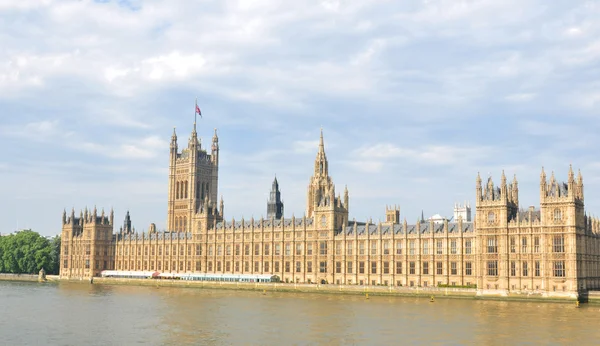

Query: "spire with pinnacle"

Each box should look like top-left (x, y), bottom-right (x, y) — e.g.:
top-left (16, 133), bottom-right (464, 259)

top-left (314, 128), bottom-right (329, 177)
top-left (267, 176), bottom-right (284, 220)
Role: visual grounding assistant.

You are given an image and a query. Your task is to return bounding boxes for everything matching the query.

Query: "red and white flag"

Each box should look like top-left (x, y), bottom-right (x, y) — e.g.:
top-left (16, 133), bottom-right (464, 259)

top-left (195, 103), bottom-right (202, 118)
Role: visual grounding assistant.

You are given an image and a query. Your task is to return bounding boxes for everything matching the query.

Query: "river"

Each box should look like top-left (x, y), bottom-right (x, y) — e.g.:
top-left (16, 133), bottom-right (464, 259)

top-left (1, 281), bottom-right (599, 345)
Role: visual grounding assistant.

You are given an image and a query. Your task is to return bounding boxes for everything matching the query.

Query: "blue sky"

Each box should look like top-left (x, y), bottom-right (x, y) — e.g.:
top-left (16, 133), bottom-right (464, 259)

top-left (1, 0), bottom-right (599, 236)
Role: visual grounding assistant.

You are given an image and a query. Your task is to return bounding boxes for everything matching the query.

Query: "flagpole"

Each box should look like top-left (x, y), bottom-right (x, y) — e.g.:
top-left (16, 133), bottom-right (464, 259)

top-left (194, 98), bottom-right (197, 132)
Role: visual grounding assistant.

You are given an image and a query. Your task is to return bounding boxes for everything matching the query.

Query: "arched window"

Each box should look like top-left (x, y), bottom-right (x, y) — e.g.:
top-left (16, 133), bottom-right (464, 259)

top-left (176, 182), bottom-right (180, 199)
top-left (185, 181), bottom-right (188, 199)
top-left (554, 208), bottom-right (562, 221)
top-left (487, 212), bottom-right (495, 223)
top-left (183, 217), bottom-right (187, 231)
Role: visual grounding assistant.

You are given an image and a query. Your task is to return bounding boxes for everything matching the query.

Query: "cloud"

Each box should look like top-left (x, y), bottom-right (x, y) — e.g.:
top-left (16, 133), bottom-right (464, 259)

top-left (2, 0), bottom-right (600, 235)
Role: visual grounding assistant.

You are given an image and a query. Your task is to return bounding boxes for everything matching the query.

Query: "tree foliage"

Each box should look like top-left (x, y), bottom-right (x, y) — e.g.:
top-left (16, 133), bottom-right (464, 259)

top-left (0, 230), bottom-right (61, 274)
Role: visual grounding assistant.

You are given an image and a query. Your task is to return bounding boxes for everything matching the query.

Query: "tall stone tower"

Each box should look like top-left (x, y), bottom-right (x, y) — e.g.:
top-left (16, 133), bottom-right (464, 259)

top-left (167, 123), bottom-right (219, 232)
top-left (539, 166), bottom-right (584, 290)
top-left (267, 176), bottom-right (284, 220)
top-left (306, 129), bottom-right (349, 284)
top-left (60, 207), bottom-right (114, 278)
top-left (306, 129), bottom-right (349, 231)
top-left (475, 171), bottom-right (519, 290)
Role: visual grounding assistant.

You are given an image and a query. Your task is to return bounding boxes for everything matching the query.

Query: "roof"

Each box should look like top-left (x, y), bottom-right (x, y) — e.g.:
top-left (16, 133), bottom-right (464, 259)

top-left (342, 222), bottom-right (473, 236)
top-left (215, 217), bottom-right (314, 230)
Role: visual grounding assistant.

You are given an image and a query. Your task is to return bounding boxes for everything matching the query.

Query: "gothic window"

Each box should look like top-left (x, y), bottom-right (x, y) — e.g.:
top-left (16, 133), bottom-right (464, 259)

top-left (487, 261), bottom-right (498, 276)
top-left (320, 241), bottom-right (328, 255)
top-left (487, 212), bottom-right (495, 223)
top-left (487, 237), bottom-right (497, 253)
top-left (510, 261), bottom-right (516, 276)
top-left (553, 261), bottom-right (566, 277)
top-left (553, 235), bottom-right (565, 253)
top-left (465, 240), bottom-right (472, 254)
top-left (185, 181), bottom-right (188, 199)
top-left (176, 182), bottom-right (180, 199)
top-left (554, 208), bottom-right (562, 221)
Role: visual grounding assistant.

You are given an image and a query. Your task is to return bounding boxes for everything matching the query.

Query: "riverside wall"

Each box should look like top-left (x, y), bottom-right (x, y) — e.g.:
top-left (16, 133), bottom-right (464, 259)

top-left (92, 277), bottom-right (476, 299)
top-left (88, 277), bottom-right (582, 302)
top-left (0, 273), bottom-right (60, 282)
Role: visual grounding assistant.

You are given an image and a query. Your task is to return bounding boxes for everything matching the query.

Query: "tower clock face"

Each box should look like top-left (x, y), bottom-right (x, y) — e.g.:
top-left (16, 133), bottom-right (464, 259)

top-left (321, 215), bottom-right (327, 227)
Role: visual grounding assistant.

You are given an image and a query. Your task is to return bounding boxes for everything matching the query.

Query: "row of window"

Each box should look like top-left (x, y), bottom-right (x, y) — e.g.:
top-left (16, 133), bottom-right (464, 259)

top-left (174, 181), bottom-right (210, 200)
top-left (63, 259), bottom-right (109, 270)
top-left (63, 246), bottom-right (110, 257)
top-left (115, 239), bottom-right (478, 258)
top-left (487, 235), bottom-right (565, 254)
top-left (486, 260), bottom-right (566, 277)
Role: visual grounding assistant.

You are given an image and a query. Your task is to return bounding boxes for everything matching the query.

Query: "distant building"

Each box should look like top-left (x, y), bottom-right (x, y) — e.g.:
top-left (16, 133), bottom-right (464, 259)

top-left (428, 214), bottom-right (448, 224)
top-left (454, 202), bottom-right (472, 222)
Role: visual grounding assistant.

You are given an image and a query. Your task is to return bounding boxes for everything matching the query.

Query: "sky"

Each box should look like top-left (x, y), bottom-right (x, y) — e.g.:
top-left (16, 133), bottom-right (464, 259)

top-left (1, 0), bottom-right (599, 236)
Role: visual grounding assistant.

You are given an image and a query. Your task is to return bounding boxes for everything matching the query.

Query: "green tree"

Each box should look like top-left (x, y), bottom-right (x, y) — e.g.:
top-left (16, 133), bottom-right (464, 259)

top-left (0, 230), bottom-right (56, 274)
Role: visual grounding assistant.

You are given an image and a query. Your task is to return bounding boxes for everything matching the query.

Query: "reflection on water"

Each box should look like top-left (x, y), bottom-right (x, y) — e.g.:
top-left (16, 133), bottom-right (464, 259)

top-left (1, 281), bottom-right (599, 345)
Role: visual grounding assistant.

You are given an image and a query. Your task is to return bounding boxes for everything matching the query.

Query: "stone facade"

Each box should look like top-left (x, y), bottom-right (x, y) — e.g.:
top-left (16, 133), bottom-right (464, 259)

top-left (60, 125), bottom-right (600, 298)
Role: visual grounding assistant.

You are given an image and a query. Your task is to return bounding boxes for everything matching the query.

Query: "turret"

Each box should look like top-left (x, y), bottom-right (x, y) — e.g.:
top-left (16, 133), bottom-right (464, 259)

top-left (212, 128), bottom-right (219, 164)
top-left (314, 128), bottom-right (328, 177)
top-left (500, 170), bottom-right (507, 199)
top-left (476, 172), bottom-right (482, 203)
top-left (511, 174), bottom-right (519, 205)
top-left (568, 164), bottom-right (575, 197)
top-left (540, 167), bottom-right (547, 201)
top-left (170, 127), bottom-right (178, 156)
top-left (220, 195), bottom-right (224, 217)
top-left (62, 209), bottom-right (67, 225)
top-left (344, 185), bottom-right (349, 210)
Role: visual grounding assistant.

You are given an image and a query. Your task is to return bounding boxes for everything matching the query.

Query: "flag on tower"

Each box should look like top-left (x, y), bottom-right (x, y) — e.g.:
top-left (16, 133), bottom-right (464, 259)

top-left (195, 102), bottom-right (202, 118)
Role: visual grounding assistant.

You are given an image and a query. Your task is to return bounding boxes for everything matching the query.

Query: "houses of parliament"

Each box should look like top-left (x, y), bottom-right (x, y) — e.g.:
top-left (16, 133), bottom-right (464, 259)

top-left (60, 122), bottom-right (600, 298)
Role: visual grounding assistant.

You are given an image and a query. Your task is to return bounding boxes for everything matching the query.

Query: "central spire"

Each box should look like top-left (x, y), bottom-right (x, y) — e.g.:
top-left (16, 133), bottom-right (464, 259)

top-left (314, 128), bottom-right (328, 177)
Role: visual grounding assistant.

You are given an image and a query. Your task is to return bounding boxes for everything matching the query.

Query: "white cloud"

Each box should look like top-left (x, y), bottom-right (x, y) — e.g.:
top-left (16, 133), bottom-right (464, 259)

top-left (3, 0), bottom-right (600, 235)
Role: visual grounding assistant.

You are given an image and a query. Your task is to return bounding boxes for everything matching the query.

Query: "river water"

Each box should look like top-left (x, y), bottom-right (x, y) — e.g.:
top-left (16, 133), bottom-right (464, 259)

top-left (1, 281), bottom-right (599, 345)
